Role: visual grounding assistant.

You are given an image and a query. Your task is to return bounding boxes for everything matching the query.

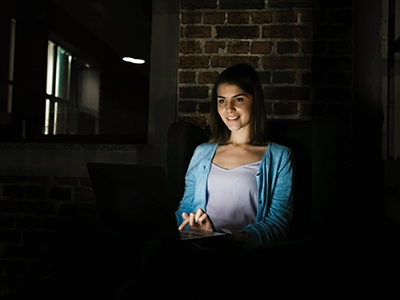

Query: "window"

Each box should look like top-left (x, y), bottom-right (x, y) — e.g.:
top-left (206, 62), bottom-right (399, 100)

top-left (45, 41), bottom-right (100, 136)
top-left (1, 0), bottom-right (152, 144)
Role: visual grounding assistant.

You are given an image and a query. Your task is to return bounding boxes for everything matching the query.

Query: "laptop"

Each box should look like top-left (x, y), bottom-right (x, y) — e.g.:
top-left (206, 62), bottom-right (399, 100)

top-left (86, 162), bottom-right (227, 242)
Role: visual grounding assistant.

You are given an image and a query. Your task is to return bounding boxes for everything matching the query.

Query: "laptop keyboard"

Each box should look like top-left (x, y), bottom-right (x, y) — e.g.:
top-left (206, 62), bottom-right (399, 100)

top-left (179, 231), bottom-right (203, 240)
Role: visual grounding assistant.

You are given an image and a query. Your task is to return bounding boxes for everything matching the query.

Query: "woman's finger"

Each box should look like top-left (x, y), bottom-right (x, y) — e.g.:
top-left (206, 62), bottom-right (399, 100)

top-left (178, 212), bottom-right (190, 230)
top-left (197, 213), bottom-right (207, 225)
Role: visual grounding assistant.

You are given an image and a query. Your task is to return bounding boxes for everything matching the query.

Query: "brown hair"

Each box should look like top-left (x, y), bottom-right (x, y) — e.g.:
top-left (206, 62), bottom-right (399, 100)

top-left (209, 64), bottom-right (269, 145)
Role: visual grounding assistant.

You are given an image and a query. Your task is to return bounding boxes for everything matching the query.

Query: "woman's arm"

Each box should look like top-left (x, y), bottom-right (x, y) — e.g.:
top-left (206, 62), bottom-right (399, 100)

top-left (174, 143), bottom-right (216, 227)
top-left (243, 146), bottom-right (295, 249)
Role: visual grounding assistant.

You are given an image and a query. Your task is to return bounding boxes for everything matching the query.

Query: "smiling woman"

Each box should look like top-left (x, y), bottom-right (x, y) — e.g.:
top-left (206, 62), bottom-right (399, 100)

top-left (1, 0), bottom-right (153, 144)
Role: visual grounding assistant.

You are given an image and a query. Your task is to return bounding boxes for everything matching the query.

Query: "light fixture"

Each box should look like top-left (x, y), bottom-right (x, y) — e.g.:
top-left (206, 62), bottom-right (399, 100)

top-left (122, 57), bottom-right (145, 64)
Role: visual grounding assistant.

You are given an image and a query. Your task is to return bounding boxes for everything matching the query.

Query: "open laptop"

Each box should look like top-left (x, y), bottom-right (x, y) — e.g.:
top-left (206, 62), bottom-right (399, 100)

top-left (86, 162), bottom-right (227, 242)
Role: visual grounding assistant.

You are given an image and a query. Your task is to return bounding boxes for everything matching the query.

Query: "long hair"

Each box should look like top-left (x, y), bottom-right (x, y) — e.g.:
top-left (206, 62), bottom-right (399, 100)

top-left (209, 64), bottom-right (269, 145)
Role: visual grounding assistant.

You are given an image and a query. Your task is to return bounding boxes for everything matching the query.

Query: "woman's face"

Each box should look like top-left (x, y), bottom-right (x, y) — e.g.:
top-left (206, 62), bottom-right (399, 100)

top-left (216, 83), bottom-right (253, 133)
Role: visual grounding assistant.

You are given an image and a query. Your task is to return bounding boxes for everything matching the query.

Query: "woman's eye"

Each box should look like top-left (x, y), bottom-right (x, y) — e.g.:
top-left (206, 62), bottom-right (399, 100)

top-left (236, 97), bottom-right (244, 102)
top-left (218, 99), bottom-right (225, 104)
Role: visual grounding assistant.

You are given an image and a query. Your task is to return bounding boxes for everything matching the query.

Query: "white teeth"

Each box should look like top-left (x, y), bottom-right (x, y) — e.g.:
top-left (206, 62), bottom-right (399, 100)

top-left (227, 116), bottom-right (239, 120)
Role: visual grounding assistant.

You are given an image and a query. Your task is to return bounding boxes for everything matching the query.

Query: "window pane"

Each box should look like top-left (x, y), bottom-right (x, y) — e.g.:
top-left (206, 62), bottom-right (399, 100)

top-left (46, 41), bottom-right (55, 95)
top-left (55, 46), bottom-right (71, 100)
top-left (44, 99), bottom-right (50, 135)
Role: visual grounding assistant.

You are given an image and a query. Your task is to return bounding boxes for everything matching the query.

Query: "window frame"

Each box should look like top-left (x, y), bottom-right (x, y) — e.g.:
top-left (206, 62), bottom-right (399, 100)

top-left (3, 0), bottom-right (149, 145)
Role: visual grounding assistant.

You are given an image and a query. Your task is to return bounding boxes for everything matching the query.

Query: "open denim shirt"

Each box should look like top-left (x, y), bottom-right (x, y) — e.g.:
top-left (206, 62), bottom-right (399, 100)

top-left (175, 142), bottom-right (295, 250)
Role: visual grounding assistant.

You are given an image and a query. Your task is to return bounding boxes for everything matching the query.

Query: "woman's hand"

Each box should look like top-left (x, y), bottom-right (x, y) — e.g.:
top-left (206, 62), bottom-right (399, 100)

top-left (178, 208), bottom-right (214, 232)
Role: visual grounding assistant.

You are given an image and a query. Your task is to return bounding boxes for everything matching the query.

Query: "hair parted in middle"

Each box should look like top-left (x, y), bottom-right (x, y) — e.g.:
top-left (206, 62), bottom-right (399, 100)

top-left (208, 63), bottom-right (269, 145)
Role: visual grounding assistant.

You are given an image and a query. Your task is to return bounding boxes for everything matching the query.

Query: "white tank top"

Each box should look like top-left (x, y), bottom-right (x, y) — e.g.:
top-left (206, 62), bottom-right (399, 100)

top-left (206, 161), bottom-right (260, 231)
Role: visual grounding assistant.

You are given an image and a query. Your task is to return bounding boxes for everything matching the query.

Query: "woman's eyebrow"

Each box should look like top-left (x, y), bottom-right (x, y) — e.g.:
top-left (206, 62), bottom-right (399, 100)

top-left (217, 93), bottom-right (246, 98)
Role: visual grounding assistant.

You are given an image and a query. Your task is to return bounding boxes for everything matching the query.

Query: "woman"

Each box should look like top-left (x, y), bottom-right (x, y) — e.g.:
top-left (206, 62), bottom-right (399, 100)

top-left (175, 63), bottom-right (295, 250)
top-left (115, 64), bottom-right (296, 298)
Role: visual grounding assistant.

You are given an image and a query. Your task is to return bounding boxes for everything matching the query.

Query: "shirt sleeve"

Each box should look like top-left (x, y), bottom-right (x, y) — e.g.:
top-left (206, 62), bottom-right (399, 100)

top-left (242, 146), bottom-right (295, 249)
top-left (174, 144), bottom-right (205, 226)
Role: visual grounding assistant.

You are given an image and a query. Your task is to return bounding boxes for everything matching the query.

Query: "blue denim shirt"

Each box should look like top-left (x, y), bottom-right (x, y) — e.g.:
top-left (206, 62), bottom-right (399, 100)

top-left (175, 142), bottom-right (295, 250)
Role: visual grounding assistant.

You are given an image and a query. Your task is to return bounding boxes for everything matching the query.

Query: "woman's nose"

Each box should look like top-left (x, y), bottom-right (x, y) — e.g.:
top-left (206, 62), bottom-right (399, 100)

top-left (226, 101), bottom-right (235, 111)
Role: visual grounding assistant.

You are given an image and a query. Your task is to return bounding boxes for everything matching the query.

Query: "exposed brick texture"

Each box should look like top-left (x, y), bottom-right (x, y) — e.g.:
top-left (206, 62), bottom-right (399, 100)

top-left (178, 0), bottom-right (352, 126)
top-left (0, 174), bottom-right (96, 295)
top-left (220, 0), bottom-right (265, 9)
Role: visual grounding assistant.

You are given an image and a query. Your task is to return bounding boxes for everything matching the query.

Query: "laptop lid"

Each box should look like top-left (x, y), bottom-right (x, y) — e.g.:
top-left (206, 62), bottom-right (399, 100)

top-left (87, 162), bottom-right (179, 240)
top-left (86, 162), bottom-right (227, 242)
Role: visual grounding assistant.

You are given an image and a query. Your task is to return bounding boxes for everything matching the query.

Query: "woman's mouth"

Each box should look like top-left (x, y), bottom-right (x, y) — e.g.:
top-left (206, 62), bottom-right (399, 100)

top-left (227, 116), bottom-right (239, 120)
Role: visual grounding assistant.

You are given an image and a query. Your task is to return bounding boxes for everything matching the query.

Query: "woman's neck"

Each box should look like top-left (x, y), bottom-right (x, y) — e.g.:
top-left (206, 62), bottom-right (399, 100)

top-left (227, 129), bottom-right (251, 146)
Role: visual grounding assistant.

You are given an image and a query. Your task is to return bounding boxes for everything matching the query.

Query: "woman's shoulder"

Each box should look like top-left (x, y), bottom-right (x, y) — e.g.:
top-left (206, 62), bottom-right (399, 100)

top-left (267, 141), bottom-right (293, 155)
top-left (193, 142), bottom-right (218, 155)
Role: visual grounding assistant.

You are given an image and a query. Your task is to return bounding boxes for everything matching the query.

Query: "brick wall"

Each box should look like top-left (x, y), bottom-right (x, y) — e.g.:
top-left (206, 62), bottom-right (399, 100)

top-left (0, 176), bottom-right (95, 296)
top-left (178, 0), bottom-right (353, 128)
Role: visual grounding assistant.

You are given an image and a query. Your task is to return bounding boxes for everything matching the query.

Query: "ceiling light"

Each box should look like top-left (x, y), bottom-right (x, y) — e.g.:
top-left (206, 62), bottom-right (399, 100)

top-left (122, 57), bottom-right (145, 64)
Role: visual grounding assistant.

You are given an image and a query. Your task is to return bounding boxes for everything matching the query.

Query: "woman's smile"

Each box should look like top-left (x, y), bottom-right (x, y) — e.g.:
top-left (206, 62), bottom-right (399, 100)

top-left (217, 83), bottom-right (253, 132)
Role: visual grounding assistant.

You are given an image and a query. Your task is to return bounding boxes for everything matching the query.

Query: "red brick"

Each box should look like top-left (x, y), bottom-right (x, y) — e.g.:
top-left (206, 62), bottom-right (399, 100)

top-left (179, 56), bottom-right (210, 69)
top-left (216, 26), bottom-right (259, 39)
top-left (203, 12), bottom-right (226, 24)
top-left (211, 55), bottom-right (259, 68)
top-left (251, 41), bottom-right (273, 54)
top-left (251, 11), bottom-right (273, 24)
top-left (262, 56), bottom-right (311, 69)
top-left (180, 40), bottom-right (202, 54)
top-left (258, 71), bottom-right (272, 84)
top-left (180, 72), bottom-right (197, 83)
top-left (181, 0), bottom-right (217, 10)
top-left (276, 11), bottom-right (298, 23)
top-left (228, 41), bottom-right (250, 54)
top-left (227, 12), bottom-right (250, 24)
top-left (184, 26), bottom-right (212, 38)
top-left (262, 25), bottom-right (311, 38)
top-left (204, 41), bottom-right (226, 53)
top-left (220, 0), bottom-right (265, 9)
top-left (268, 0), bottom-right (314, 8)
top-left (198, 71), bottom-right (219, 84)
top-left (181, 12), bottom-right (202, 24)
